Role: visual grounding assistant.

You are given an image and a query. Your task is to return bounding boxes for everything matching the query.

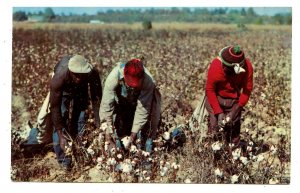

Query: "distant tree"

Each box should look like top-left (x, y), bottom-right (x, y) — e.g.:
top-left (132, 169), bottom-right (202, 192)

top-left (240, 8), bottom-right (246, 16)
top-left (142, 20), bottom-right (152, 30)
top-left (13, 11), bottom-right (28, 21)
top-left (247, 8), bottom-right (256, 16)
top-left (44, 7), bottom-right (55, 22)
top-left (273, 14), bottom-right (284, 25)
top-left (287, 14), bottom-right (292, 25)
top-left (255, 17), bottom-right (264, 25)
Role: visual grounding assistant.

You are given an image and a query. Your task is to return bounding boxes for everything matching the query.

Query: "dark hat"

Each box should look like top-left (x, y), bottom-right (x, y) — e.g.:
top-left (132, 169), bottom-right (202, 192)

top-left (124, 59), bottom-right (145, 88)
top-left (219, 45), bottom-right (245, 67)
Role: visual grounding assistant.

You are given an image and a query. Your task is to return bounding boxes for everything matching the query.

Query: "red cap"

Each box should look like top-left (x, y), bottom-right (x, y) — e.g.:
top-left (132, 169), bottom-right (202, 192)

top-left (124, 59), bottom-right (145, 88)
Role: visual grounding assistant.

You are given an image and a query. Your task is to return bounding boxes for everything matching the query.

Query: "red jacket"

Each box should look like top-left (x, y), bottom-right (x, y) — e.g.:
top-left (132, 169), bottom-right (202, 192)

top-left (205, 58), bottom-right (253, 114)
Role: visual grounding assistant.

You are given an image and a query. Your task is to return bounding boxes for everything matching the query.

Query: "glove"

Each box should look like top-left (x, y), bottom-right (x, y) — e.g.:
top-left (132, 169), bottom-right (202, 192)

top-left (145, 138), bottom-right (153, 153)
top-left (217, 113), bottom-right (226, 128)
top-left (226, 104), bottom-right (243, 124)
top-left (57, 129), bottom-right (67, 152)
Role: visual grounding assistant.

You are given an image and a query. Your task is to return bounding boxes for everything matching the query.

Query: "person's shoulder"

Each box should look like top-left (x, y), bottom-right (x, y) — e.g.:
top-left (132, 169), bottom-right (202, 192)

top-left (209, 57), bottom-right (223, 70)
top-left (245, 58), bottom-right (254, 70)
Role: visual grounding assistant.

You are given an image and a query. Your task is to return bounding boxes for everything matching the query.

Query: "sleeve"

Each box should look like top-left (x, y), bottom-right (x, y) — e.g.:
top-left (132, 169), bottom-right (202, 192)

top-left (99, 67), bottom-right (119, 133)
top-left (205, 59), bottom-right (223, 115)
top-left (238, 59), bottom-right (254, 107)
top-left (50, 74), bottom-right (64, 131)
top-left (131, 75), bottom-right (155, 133)
top-left (89, 69), bottom-right (102, 128)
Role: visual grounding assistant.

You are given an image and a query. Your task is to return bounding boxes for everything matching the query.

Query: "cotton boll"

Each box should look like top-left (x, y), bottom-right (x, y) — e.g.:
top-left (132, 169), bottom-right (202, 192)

top-left (107, 157), bottom-right (117, 166)
top-left (117, 154), bottom-right (123, 159)
top-left (87, 148), bottom-right (95, 155)
top-left (100, 122), bottom-right (108, 131)
top-left (269, 178), bottom-right (279, 184)
top-left (230, 175), bottom-right (239, 184)
top-left (232, 148), bottom-right (241, 160)
top-left (211, 141), bottom-right (223, 151)
top-left (256, 154), bottom-right (264, 162)
top-left (121, 136), bottom-right (131, 149)
top-left (130, 145), bottom-right (137, 153)
top-left (184, 178), bottom-right (192, 183)
top-left (270, 145), bottom-right (277, 154)
top-left (214, 168), bottom-right (223, 177)
top-left (240, 156), bottom-right (249, 165)
top-left (163, 132), bottom-right (170, 140)
top-left (142, 151), bottom-right (150, 157)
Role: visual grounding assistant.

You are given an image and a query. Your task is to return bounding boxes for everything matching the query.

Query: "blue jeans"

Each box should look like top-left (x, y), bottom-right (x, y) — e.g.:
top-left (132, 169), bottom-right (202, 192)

top-left (52, 96), bottom-right (86, 167)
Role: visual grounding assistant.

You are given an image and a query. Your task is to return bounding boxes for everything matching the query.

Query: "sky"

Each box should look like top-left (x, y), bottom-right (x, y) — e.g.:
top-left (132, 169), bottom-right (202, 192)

top-left (12, 7), bottom-right (292, 16)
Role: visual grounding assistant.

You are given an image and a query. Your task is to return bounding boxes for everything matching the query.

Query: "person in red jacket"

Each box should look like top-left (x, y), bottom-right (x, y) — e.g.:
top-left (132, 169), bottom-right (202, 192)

top-left (205, 45), bottom-right (253, 145)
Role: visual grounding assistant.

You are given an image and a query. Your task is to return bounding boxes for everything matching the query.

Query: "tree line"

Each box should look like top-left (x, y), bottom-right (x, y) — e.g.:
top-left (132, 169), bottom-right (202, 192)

top-left (13, 7), bottom-right (292, 25)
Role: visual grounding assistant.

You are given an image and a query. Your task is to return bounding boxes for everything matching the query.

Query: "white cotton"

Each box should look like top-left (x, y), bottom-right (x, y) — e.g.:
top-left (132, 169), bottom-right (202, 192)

top-left (121, 136), bottom-right (131, 149)
top-left (184, 179), bottom-right (192, 183)
top-left (117, 154), bottom-right (123, 159)
top-left (171, 162), bottom-right (180, 170)
top-left (232, 148), bottom-right (241, 160)
top-left (130, 145), bottom-right (137, 153)
top-left (142, 151), bottom-right (150, 157)
top-left (100, 122), bottom-right (108, 131)
top-left (214, 168), bottom-right (223, 177)
top-left (87, 148), bottom-right (95, 155)
top-left (269, 178), bottom-right (279, 184)
top-left (107, 157), bottom-right (117, 166)
top-left (97, 156), bottom-right (104, 163)
top-left (163, 132), bottom-right (170, 140)
top-left (120, 162), bottom-right (133, 173)
top-left (270, 145), bottom-right (278, 154)
top-left (240, 156), bottom-right (249, 165)
top-left (256, 154), bottom-right (264, 162)
top-left (211, 141), bottom-right (223, 151)
top-left (231, 175), bottom-right (239, 183)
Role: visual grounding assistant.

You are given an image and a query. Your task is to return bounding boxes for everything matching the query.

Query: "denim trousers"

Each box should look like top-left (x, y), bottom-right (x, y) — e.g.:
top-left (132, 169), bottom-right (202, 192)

top-left (52, 96), bottom-right (86, 167)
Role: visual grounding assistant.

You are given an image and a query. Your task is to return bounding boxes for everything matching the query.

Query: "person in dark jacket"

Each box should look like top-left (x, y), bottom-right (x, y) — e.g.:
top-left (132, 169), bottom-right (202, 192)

top-left (23, 55), bottom-right (102, 169)
top-left (205, 45), bottom-right (253, 145)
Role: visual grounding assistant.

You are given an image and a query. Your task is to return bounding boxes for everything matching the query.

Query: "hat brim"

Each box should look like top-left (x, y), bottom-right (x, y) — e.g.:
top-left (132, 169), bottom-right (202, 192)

top-left (124, 75), bottom-right (142, 88)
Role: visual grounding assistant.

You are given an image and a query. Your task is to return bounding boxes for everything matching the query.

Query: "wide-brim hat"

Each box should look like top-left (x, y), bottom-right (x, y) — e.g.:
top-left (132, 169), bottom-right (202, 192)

top-left (124, 59), bottom-right (145, 88)
top-left (219, 45), bottom-right (245, 67)
top-left (68, 55), bottom-right (92, 73)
